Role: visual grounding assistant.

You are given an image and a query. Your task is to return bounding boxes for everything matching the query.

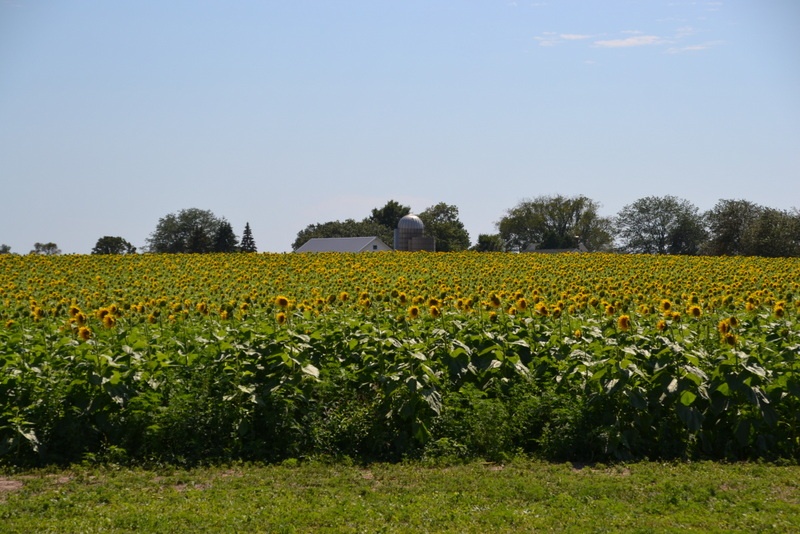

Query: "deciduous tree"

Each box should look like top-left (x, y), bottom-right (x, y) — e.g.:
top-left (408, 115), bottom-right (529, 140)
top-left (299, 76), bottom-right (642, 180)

top-left (497, 195), bottom-right (612, 252)
top-left (471, 234), bottom-right (506, 252)
top-left (91, 236), bottom-right (137, 255)
top-left (741, 208), bottom-right (800, 257)
top-left (29, 242), bottom-right (61, 255)
top-left (615, 196), bottom-right (706, 255)
top-left (368, 200), bottom-right (411, 231)
top-left (703, 199), bottom-right (762, 256)
top-left (418, 202), bottom-right (470, 252)
top-left (146, 208), bottom-right (226, 253)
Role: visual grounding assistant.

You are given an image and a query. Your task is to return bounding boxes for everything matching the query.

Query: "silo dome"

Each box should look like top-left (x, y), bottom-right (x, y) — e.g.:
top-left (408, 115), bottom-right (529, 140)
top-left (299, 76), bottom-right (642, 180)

top-left (394, 214), bottom-right (425, 251)
top-left (398, 214), bottom-right (424, 231)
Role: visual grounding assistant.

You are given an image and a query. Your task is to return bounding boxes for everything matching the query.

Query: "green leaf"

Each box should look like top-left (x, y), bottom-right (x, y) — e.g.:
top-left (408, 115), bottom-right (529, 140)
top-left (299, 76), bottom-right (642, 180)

top-left (421, 388), bottom-right (443, 415)
top-left (679, 390), bottom-right (697, 407)
top-left (676, 404), bottom-right (703, 432)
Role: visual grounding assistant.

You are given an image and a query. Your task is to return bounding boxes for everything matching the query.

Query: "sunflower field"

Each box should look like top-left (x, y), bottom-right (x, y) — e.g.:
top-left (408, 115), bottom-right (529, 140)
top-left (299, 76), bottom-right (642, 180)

top-left (1, 252), bottom-right (799, 466)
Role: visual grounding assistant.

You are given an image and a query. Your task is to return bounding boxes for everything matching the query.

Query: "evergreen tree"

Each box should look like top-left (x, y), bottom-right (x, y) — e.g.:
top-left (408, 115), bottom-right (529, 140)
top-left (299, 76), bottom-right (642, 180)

top-left (240, 222), bottom-right (257, 252)
top-left (212, 221), bottom-right (239, 252)
top-left (186, 225), bottom-right (212, 253)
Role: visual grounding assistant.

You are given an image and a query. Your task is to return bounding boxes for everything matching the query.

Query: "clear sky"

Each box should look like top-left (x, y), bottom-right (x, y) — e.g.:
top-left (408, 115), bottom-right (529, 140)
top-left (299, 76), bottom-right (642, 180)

top-left (1, 0), bottom-right (798, 254)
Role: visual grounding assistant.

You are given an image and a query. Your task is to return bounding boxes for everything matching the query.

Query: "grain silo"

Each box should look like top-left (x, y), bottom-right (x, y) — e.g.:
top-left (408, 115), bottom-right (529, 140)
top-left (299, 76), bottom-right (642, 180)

top-left (394, 214), bottom-right (435, 251)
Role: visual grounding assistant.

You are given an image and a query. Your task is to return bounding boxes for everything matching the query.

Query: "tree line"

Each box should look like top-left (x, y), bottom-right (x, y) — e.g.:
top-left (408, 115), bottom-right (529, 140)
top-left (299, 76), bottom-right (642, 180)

top-left (0, 209), bottom-right (258, 256)
top-left (2, 196), bottom-right (798, 257)
top-left (294, 195), bottom-right (800, 257)
top-left (496, 195), bottom-right (799, 257)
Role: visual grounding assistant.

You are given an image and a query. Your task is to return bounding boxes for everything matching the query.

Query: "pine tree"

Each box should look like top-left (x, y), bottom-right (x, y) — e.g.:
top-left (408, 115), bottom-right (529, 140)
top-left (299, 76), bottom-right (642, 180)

top-left (212, 221), bottom-right (239, 252)
top-left (240, 222), bottom-right (257, 252)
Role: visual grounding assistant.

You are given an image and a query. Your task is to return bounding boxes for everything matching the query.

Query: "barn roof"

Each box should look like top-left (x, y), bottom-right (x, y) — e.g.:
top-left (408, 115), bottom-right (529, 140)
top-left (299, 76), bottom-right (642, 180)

top-left (294, 236), bottom-right (392, 253)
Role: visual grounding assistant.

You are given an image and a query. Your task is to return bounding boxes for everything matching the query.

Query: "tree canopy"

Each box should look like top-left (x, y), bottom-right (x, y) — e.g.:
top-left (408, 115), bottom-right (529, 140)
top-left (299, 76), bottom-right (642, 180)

top-left (29, 242), bottom-right (61, 256)
top-left (740, 208), bottom-right (800, 258)
top-left (91, 236), bottom-right (137, 255)
top-left (418, 202), bottom-right (470, 252)
top-left (146, 208), bottom-right (237, 254)
top-left (615, 196), bottom-right (706, 255)
top-left (367, 200), bottom-right (411, 231)
top-left (471, 233), bottom-right (505, 252)
top-left (497, 195), bottom-right (612, 252)
top-left (212, 221), bottom-right (239, 253)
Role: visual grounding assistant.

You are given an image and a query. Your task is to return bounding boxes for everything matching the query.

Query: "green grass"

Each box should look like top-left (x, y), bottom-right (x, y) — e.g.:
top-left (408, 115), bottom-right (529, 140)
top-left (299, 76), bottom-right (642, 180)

top-left (2, 459), bottom-right (799, 532)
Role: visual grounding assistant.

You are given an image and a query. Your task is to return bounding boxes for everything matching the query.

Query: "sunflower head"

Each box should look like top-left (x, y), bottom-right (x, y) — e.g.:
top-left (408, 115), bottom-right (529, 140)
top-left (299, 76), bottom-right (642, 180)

top-left (617, 315), bottom-right (631, 331)
top-left (78, 326), bottom-right (92, 341)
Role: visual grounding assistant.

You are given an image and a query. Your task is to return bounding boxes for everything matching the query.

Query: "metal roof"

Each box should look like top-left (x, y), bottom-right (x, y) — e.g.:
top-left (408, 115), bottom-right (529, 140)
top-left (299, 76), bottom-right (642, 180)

top-left (398, 214), bottom-right (425, 230)
top-left (295, 236), bottom-right (392, 253)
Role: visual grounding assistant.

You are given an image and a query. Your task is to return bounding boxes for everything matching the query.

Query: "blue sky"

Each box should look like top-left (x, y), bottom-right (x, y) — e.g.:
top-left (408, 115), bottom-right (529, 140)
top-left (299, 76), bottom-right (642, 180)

top-left (1, 0), bottom-right (798, 254)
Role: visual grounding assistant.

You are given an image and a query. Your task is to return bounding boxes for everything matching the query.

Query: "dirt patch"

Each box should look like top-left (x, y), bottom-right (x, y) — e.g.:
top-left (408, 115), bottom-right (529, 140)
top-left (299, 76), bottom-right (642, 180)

top-left (0, 478), bottom-right (24, 492)
top-left (0, 477), bottom-right (24, 500)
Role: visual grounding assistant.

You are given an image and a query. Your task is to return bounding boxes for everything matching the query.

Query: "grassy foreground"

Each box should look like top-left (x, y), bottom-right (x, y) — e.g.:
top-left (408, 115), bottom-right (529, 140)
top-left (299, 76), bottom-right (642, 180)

top-left (1, 460), bottom-right (798, 532)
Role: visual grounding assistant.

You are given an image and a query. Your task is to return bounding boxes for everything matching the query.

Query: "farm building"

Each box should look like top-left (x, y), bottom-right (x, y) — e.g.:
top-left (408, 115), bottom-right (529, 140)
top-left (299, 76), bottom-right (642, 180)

top-left (393, 214), bottom-right (436, 252)
top-left (294, 236), bottom-right (392, 253)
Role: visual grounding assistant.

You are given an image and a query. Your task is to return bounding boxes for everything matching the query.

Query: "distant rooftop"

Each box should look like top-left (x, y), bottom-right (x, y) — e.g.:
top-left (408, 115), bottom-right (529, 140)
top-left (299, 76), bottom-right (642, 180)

top-left (295, 236), bottom-right (392, 253)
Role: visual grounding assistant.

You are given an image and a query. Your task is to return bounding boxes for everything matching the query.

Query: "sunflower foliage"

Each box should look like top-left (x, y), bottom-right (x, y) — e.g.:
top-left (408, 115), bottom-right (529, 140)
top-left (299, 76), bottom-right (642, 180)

top-left (1, 251), bottom-right (799, 466)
